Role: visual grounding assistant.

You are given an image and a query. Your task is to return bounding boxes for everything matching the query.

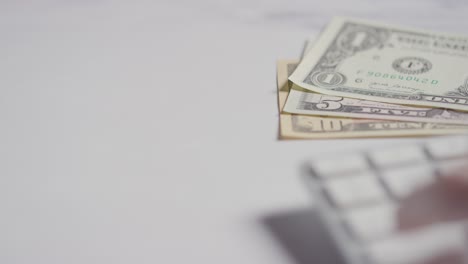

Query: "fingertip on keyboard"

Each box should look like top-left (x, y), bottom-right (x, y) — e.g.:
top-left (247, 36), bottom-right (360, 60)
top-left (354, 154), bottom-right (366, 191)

top-left (306, 135), bottom-right (468, 264)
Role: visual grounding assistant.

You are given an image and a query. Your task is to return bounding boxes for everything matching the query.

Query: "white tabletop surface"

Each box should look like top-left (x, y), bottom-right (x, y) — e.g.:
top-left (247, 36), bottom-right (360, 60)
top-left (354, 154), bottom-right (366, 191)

top-left (2, 1), bottom-right (468, 263)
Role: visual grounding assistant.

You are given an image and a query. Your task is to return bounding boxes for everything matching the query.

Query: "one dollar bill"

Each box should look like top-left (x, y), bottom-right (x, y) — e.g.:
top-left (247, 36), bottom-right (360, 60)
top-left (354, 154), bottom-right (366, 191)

top-left (284, 62), bottom-right (468, 125)
top-left (278, 60), bottom-right (468, 139)
top-left (290, 17), bottom-right (468, 111)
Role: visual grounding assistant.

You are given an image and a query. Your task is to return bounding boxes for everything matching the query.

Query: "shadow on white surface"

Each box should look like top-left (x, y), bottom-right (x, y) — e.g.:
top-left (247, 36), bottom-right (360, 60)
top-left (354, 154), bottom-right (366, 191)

top-left (262, 208), bottom-right (346, 264)
top-left (165, 0), bottom-right (468, 32)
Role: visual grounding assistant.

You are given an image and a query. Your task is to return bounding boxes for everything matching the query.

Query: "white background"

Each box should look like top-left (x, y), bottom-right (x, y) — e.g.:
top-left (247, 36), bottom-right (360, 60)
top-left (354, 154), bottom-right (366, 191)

top-left (1, 1), bottom-right (468, 263)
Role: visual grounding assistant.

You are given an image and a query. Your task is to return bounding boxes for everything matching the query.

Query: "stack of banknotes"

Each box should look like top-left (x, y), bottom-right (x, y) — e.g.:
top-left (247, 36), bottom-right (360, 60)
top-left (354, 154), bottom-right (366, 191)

top-left (278, 17), bottom-right (468, 139)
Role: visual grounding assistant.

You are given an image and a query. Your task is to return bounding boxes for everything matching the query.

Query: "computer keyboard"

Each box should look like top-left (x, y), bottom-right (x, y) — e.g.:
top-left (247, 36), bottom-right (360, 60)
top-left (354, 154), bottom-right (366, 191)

top-left (305, 135), bottom-right (468, 264)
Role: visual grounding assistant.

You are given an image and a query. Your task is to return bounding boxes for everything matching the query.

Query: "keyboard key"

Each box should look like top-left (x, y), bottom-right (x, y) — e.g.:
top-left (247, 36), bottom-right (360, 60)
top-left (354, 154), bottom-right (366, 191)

top-left (344, 203), bottom-right (396, 242)
top-left (426, 136), bottom-right (468, 160)
top-left (369, 146), bottom-right (427, 168)
top-left (324, 172), bottom-right (386, 208)
top-left (305, 136), bottom-right (468, 264)
top-left (380, 165), bottom-right (436, 199)
top-left (311, 155), bottom-right (369, 178)
top-left (436, 158), bottom-right (467, 176)
top-left (367, 224), bottom-right (467, 264)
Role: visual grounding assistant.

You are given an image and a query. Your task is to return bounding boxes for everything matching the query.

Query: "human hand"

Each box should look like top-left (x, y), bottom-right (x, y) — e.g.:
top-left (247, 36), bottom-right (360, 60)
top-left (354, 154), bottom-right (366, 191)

top-left (398, 167), bottom-right (468, 264)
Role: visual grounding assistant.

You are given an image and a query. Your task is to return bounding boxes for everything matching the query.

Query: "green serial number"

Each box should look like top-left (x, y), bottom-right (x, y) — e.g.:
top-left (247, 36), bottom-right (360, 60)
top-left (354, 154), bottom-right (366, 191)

top-left (367, 72), bottom-right (439, 85)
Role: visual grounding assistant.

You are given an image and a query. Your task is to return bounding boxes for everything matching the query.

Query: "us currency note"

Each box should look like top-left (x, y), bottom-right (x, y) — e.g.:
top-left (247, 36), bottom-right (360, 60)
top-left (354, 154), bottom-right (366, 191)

top-left (284, 61), bottom-right (468, 125)
top-left (290, 17), bottom-right (468, 111)
top-left (278, 60), bottom-right (468, 139)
